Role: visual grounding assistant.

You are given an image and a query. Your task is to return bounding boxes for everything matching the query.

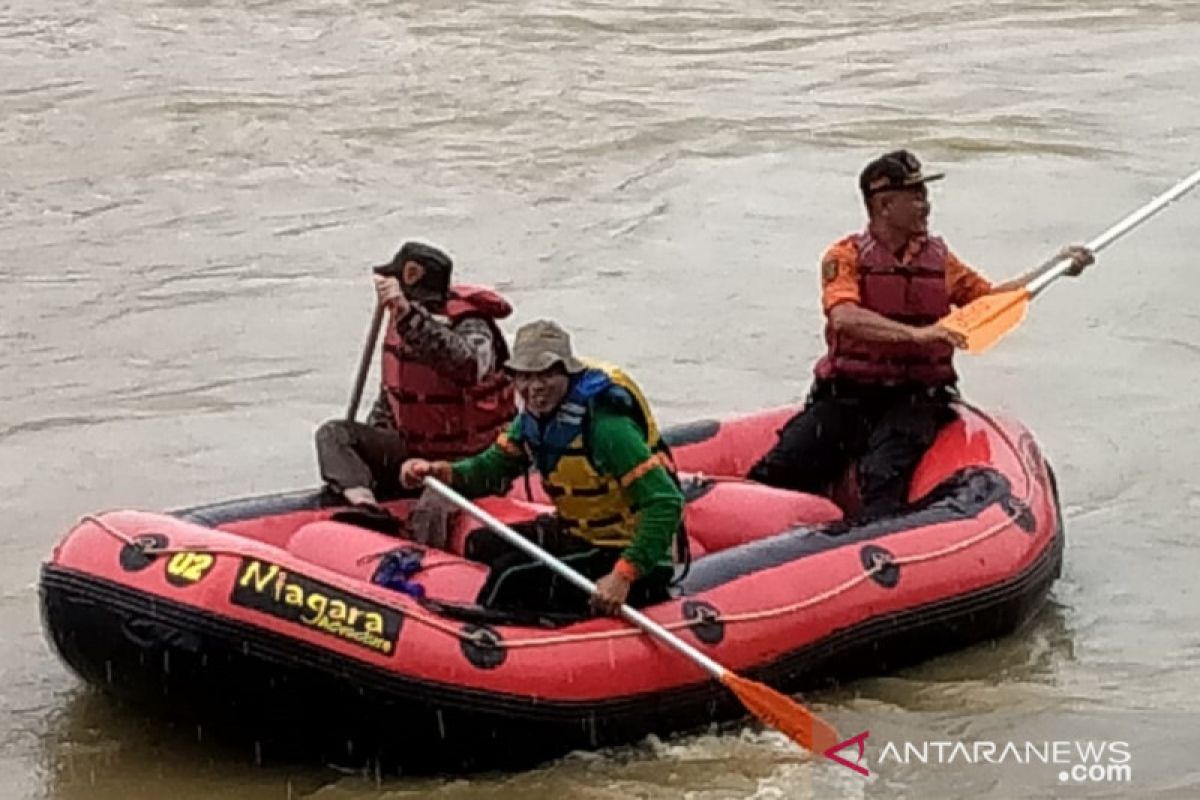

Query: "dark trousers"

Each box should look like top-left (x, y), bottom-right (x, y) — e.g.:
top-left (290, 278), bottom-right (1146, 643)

top-left (466, 520), bottom-right (672, 614)
top-left (747, 379), bottom-right (957, 520)
top-left (315, 419), bottom-right (409, 495)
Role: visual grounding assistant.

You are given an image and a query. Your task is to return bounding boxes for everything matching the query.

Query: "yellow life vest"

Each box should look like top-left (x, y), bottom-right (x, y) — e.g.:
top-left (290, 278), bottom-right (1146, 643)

top-left (525, 360), bottom-right (672, 548)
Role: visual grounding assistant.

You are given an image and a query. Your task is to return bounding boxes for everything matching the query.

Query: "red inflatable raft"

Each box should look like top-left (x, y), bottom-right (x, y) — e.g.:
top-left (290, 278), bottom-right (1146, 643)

top-left (39, 405), bottom-right (1062, 771)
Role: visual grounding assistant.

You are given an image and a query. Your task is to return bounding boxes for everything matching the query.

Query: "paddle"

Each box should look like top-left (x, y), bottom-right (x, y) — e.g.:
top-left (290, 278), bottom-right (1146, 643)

top-left (940, 167), bottom-right (1200, 353)
top-left (422, 476), bottom-right (841, 754)
top-left (345, 302), bottom-right (386, 421)
top-left (347, 256), bottom-right (423, 420)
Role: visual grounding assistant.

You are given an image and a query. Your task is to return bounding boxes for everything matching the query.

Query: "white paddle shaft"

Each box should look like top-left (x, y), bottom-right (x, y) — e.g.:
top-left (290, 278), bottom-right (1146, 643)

top-left (1028, 167), bottom-right (1200, 297)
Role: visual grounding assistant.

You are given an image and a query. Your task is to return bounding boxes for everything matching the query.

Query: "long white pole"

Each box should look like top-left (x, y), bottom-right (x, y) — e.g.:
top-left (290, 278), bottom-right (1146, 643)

top-left (1027, 167), bottom-right (1200, 297)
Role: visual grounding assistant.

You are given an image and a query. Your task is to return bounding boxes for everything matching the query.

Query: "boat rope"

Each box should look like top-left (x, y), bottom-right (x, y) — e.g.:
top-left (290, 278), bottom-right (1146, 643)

top-left (78, 415), bottom-right (1038, 651)
top-left (80, 515), bottom-right (222, 556)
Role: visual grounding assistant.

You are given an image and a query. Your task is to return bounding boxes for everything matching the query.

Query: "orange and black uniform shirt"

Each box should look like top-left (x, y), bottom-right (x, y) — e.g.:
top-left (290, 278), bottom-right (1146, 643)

top-left (820, 234), bottom-right (994, 314)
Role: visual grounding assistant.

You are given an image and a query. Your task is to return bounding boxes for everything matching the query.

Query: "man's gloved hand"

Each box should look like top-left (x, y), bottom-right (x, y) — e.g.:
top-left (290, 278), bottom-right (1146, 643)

top-left (1060, 244), bottom-right (1095, 277)
top-left (400, 459), bottom-right (451, 489)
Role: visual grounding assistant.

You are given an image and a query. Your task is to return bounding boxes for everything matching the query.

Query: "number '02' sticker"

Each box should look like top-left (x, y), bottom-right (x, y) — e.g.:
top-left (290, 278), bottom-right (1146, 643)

top-left (164, 552), bottom-right (217, 586)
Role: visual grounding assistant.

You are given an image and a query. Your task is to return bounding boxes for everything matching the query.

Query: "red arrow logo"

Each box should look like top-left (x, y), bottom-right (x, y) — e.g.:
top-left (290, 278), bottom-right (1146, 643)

top-left (823, 730), bottom-right (869, 776)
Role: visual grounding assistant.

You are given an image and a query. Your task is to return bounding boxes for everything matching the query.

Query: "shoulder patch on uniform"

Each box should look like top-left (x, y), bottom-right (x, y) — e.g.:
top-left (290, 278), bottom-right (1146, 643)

top-left (821, 256), bottom-right (840, 284)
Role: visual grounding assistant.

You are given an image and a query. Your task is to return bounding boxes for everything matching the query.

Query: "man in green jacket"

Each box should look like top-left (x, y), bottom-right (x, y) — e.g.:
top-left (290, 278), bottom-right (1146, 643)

top-left (401, 320), bottom-right (683, 616)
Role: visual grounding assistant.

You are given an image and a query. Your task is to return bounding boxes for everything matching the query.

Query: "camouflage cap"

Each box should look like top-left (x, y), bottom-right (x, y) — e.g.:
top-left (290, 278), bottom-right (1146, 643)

top-left (859, 149), bottom-right (944, 198)
top-left (506, 320), bottom-right (585, 374)
top-left (373, 240), bottom-right (453, 305)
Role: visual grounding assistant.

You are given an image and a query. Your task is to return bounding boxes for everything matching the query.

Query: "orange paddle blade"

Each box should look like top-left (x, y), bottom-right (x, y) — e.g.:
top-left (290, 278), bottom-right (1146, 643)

top-left (940, 288), bottom-right (1032, 354)
top-left (720, 671), bottom-right (840, 753)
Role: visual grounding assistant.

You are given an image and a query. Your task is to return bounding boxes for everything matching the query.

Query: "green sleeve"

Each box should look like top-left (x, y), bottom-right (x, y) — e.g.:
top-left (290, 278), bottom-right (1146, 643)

top-left (450, 418), bottom-right (529, 498)
top-left (589, 408), bottom-right (683, 577)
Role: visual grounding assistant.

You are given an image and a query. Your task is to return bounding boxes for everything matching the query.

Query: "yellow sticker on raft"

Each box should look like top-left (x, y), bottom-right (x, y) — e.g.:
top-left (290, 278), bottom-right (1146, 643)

top-left (164, 552), bottom-right (216, 587)
top-left (229, 558), bottom-right (403, 655)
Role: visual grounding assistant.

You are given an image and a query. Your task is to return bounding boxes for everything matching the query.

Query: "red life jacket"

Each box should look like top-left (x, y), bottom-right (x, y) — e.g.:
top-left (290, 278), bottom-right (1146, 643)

top-left (381, 284), bottom-right (516, 459)
top-left (815, 232), bottom-right (957, 386)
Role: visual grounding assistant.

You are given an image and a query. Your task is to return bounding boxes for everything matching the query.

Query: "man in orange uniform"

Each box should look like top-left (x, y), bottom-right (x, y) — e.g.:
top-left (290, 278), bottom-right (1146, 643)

top-left (748, 150), bottom-right (1094, 519)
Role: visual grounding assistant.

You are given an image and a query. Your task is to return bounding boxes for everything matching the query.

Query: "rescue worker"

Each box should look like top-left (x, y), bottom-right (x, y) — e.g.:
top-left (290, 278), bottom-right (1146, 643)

top-left (748, 150), bottom-right (1094, 519)
top-left (400, 320), bottom-right (683, 616)
top-left (315, 241), bottom-right (515, 544)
